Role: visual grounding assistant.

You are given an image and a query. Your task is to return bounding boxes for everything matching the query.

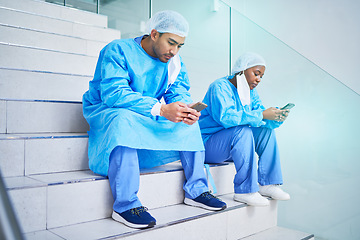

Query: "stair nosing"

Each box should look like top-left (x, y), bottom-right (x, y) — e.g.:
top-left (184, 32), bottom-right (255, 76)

top-left (0, 23), bottom-right (112, 44)
top-left (4, 162), bottom-right (233, 190)
top-left (0, 98), bottom-right (83, 104)
top-left (0, 41), bottom-right (98, 58)
top-left (0, 133), bottom-right (88, 140)
top-left (0, 66), bottom-right (93, 78)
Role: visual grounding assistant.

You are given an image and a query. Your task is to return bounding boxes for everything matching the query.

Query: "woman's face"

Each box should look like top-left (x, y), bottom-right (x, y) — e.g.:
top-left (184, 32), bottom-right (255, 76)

top-left (244, 65), bottom-right (266, 90)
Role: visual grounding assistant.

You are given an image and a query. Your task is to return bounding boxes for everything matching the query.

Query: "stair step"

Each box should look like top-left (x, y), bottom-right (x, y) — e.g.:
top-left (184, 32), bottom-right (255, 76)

top-left (5, 162), bottom-right (236, 232)
top-left (0, 68), bottom-right (91, 102)
top-left (0, 6), bottom-right (120, 42)
top-left (0, 99), bottom-right (88, 134)
top-left (240, 226), bottom-right (314, 240)
top-left (24, 195), bottom-right (277, 240)
top-left (0, 133), bottom-right (89, 177)
top-left (0, 0), bottom-right (108, 28)
top-left (0, 24), bottom-right (107, 57)
top-left (0, 43), bottom-right (97, 76)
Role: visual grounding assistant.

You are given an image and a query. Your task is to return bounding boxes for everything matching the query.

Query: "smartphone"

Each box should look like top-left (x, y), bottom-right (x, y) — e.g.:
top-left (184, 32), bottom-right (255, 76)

top-left (280, 103), bottom-right (295, 110)
top-left (191, 102), bottom-right (208, 112)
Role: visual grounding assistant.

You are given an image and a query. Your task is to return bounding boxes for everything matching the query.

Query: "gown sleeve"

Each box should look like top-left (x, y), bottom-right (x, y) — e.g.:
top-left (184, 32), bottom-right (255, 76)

top-left (208, 84), bottom-right (265, 129)
top-left (99, 42), bottom-right (158, 117)
top-left (251, 89), bottom-right (283, 129)
top-left (163, 60), bottom-right (192, 104)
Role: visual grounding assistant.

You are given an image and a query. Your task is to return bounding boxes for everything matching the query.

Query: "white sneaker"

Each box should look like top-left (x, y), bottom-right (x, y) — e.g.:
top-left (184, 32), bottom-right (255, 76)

top-left (233, 192), bottom-right (270, 206)
top-left (259, 185), bottom-right (290, 200)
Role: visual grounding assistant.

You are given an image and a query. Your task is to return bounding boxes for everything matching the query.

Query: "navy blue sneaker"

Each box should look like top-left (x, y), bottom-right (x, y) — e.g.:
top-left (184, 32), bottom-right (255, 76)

top-left (184, 191), bottom-right (227, 211)
top-left (112, 206), bottom-right (156, 229)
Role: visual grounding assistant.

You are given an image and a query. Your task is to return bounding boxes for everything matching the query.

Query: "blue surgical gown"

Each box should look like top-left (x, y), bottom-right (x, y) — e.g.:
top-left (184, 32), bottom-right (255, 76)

top-left (82, 37), bottom-right (204, 176)
top-left (199, 76), bottom-right (282, 143)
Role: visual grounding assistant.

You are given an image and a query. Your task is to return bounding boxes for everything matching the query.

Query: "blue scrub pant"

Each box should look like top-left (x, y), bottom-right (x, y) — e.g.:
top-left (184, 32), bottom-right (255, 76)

top-left (204, 126), bottom-right (283, 194)
top-left (108, 146), bottom-right (209, 213)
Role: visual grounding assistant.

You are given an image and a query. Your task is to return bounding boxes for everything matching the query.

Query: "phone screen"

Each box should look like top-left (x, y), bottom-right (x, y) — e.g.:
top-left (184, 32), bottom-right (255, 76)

top-left (191, 102), bottom-right (208, 112)
top-left (281, 103), bottom-right (295, 110)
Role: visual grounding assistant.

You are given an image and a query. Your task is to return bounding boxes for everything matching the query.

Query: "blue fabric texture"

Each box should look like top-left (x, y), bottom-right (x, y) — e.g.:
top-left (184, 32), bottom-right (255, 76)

top-left (109, 146), bottom-right (208, 213)
top-left (204, 126), bottom-right (283, 193)
top-left (199, 76), bottom-right (282, 143)
top-left (199, 76), bottom-right (284, 193)
top-left (83, 37), bottom-right (204, 176)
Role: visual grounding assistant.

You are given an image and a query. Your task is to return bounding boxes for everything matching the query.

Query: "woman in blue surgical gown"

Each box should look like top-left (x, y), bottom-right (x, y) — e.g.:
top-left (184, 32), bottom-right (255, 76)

top-left (199, 52), bottom-right (291, 206)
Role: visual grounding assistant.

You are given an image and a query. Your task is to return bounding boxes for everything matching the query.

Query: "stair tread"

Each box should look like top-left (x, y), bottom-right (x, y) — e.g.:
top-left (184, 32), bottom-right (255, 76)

top-left (0, 23), bottom-right (110, 44)
top-left (26, 193), bottom-right (252, 240)
top-left (0, 43), bottom-right (98, 77)
top-left (4, 161), bottom-right (231, 190)
top-left (0, 23), bottom-right (108, 57)
top-left (241, 226), bottom-right (314, 240)
top-left (4, 170), bottom-right (103, 190)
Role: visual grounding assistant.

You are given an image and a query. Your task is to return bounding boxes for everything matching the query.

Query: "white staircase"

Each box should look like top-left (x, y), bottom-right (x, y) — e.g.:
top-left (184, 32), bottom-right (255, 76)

top-left (0, 0), bottom-right (314, 239)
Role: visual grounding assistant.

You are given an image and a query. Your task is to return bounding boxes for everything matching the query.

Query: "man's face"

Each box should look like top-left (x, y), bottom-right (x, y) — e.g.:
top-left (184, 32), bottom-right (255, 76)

top-left (244, 65), bottom-right (265, 90)
top-left (152, 32), bottom-right (185, 63)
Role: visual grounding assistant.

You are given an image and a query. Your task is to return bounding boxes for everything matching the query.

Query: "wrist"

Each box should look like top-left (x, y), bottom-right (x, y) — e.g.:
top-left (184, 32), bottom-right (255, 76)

top-left (160, 104), bottom-right (164, 116)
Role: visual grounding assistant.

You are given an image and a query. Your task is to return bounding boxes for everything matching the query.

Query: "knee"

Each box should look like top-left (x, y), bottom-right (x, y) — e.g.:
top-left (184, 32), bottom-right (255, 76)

top-left (233, 125), bottom-right (253, 136)
top-left (232, 126), bottom-right (254, 144)
top-left (261, 127), bottom-right (276, 139)
top-left (252, 127), bottom-right (277, 144)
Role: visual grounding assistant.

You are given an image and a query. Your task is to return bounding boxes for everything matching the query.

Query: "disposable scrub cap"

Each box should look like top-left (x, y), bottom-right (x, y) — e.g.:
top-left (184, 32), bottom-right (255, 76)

top-left (146, 10), bottom-right (189, 37)
top-left (231, 52), bottom-right (266, 75)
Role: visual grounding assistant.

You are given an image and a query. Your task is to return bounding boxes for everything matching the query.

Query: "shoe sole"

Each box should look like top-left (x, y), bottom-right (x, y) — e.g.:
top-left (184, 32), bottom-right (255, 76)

top-left (259, 192), bottom-right (291, 201)
top-left (112, 211), bottom-right (156, 229)
top-left (233, 196), bottom-right (270, 207)
top-left (184, 198), bottom-right (227, 211)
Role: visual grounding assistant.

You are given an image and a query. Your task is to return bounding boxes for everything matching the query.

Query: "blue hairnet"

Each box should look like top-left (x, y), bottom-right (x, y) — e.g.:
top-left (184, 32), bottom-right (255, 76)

top-left (146, 10), bottom-right (189, 37)
top-left (231, 52), bottom-right (266, 75)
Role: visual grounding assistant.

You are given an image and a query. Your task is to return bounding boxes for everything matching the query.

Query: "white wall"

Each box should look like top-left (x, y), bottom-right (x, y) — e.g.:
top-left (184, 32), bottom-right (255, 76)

top-left (222, 0), bottom-right (360, 94)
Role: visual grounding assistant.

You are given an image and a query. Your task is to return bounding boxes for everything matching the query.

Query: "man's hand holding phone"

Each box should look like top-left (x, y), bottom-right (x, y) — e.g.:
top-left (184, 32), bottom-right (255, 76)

top-left (160, 101), bottom-right (204, 125)
top-left (182, 102), bottom-right (207, 125)
top-left (160, 102), bottom-right (189, 123)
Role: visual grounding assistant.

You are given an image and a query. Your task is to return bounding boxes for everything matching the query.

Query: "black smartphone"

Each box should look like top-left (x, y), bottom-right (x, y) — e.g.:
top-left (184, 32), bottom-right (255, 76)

top-left (191, 102), bottom-right (208, 112)
top-left (280, 103), bottom-right (295, 110)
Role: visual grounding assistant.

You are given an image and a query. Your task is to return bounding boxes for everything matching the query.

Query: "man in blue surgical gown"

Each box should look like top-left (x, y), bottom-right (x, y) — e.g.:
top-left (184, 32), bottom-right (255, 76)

top-left (82, 10), bottom-right (226, 229)
top-left (199, 52), bottom-right (291, 207)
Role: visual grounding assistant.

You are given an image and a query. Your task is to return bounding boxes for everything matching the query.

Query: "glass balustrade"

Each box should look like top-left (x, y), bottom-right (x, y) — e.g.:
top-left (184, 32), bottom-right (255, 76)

top-left (231, 8), bottom-right (360, 240)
